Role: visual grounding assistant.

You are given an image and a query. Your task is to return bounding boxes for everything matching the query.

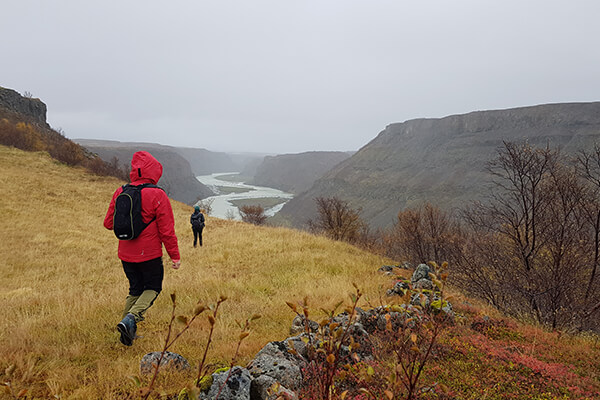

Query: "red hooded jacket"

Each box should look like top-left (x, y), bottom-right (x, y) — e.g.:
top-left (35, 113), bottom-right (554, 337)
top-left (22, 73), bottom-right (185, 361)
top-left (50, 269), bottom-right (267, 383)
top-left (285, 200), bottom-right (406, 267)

top-left (104, 151), bottom-right (180, 263)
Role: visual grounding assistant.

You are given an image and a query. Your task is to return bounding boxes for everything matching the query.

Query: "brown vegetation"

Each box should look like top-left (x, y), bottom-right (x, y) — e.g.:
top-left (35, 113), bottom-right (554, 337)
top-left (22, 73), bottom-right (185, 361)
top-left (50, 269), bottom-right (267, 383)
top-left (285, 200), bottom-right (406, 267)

top-left (239, 205), bottom-right (267, 225)
top-left (308, 197), bottom-right (366, 243)
top-left (0, 110), bottom-right (128, 180)
top-left (455, 142), bottom-right (600, 331)
top-left (383, 203), bottom-right (463, 267)
top-left (308, 142), bottom-right (600, 333)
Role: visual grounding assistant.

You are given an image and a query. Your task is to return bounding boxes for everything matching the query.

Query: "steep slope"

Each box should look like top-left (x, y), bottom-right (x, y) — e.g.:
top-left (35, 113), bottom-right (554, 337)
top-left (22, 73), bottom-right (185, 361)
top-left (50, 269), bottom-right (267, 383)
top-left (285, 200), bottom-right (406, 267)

top-left (75, 139), bottom-right (214, 204)
top-left (248, 151), bottom-right (351, 194)
top-left (281, 102), bottom-right (600, 228)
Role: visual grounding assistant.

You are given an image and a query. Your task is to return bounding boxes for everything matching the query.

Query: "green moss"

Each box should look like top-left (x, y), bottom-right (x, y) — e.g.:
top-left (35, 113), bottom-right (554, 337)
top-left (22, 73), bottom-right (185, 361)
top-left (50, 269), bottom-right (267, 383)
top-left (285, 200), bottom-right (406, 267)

top-left (196, 375), bottom-right (213, 392)
top-left (195, 367), bottom-right (230, 393)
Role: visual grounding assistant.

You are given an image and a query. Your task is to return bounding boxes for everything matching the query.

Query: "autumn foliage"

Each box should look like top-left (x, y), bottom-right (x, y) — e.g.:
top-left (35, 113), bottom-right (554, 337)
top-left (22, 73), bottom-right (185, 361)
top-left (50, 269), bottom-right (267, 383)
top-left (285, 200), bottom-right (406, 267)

top-left (239, 205), bottom-right (267, 225)
top-left (0, 111), bottom-right (128, 180)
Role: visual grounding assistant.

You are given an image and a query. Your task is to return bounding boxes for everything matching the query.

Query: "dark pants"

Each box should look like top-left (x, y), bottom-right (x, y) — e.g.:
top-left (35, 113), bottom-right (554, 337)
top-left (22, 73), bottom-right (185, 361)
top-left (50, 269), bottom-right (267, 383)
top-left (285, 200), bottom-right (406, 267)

top-left (121, 257), bottom-right (164, 321)
top-left (122, 257), bottom-right (164, 295)
top-left (193, 226), bottom-right (204, 247)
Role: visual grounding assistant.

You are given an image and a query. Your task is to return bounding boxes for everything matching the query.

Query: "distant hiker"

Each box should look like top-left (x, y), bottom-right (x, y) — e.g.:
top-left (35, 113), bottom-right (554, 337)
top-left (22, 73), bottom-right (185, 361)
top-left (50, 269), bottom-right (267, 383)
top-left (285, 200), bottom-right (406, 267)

top-left (103, 151), bottom-right (181, 346)
top-left (190, 205), bottom-right (205, 247)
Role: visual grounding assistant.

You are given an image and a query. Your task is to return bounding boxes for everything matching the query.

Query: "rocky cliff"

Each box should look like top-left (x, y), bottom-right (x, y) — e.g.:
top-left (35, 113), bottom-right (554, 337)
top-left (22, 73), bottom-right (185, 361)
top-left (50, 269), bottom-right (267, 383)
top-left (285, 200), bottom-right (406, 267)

top-left (0, 86), bottom-right (49, 127)
top-left (280, 102), bottom-right (600, 228)
top-left (248, 151), bottom-right (351, 194)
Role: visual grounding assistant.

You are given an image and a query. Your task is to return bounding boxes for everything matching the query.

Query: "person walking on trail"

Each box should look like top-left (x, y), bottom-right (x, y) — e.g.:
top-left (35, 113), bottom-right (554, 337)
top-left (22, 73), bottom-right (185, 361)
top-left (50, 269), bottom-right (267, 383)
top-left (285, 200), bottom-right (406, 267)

top-left (190, 205), bottom-right (205, 247)
top-left (103, 151), bottom-right (181, 346)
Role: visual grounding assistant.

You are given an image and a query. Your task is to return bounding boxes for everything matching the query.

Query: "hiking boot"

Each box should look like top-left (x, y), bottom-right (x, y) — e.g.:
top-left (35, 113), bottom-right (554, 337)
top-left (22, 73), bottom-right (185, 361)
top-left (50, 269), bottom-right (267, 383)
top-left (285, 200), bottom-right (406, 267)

top-left (117, 313), bottom-right (137, 346)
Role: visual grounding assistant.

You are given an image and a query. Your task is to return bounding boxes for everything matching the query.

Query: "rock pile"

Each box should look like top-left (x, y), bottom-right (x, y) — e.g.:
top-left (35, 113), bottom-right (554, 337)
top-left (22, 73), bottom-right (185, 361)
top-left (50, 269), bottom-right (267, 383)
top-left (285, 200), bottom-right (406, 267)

top-left (139, 263), bottom-right (452, 399)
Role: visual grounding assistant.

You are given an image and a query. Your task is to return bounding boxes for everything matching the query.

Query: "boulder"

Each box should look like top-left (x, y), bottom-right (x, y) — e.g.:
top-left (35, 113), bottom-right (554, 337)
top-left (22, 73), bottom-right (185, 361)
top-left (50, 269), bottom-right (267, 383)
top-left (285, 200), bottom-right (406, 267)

top-left (411, 264), bottom-right (432, 283)
top-left (386, 280), bottom-right (410, 296)
top-left (284, 334), bottom-right (313, 360)
top-left (250, 374), bottom-right (296, 400)
top-left (358, 306), bottom-right (413, 334)
top-left (200, 366), bottom-right (252, 400)
top-left (246, 340), bottom-right (303, 391)
top-left (139, 351), bottom-right (190, 375)
top-left (412, 279), bottom-right (434, 290)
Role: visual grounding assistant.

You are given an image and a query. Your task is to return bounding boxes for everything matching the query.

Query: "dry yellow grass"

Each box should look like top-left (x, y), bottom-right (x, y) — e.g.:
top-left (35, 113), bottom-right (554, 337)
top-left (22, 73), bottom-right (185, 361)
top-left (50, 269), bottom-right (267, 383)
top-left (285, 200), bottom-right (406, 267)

top-left (0, 146), bottom-right (393, 399)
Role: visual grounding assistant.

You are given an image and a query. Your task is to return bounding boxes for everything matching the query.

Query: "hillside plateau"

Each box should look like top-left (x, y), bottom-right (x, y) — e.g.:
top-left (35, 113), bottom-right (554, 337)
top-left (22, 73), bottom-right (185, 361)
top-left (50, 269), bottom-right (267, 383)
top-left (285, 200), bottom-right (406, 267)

top-left (247, 151), bottom-right (351, 194)
top-left (280, 102), bottom-right (600, 228)
top-left (1, 145), bottom-right (599, 399)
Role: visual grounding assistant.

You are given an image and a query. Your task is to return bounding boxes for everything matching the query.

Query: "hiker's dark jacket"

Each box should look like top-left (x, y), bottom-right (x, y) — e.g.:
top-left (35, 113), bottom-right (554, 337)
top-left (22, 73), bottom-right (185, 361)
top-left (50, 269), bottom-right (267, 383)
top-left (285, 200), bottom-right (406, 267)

top-left (190, 211), bottom-right (205, 229)
top-left (104, 151), bottom-right (180, 263)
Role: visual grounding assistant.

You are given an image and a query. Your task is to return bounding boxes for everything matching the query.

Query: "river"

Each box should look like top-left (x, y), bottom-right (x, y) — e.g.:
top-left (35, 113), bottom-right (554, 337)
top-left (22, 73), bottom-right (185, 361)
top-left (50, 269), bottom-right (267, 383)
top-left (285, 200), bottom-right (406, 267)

top-left (194, 172), bottom-right (293, 220)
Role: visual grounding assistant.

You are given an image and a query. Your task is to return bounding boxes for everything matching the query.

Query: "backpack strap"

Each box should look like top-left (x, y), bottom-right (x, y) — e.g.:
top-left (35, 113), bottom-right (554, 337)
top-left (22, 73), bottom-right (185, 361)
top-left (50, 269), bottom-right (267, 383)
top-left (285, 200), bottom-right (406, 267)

top-left (137, 183), bottom-right (164, 191)
top-left (133, 183), bottom-right (164, 226)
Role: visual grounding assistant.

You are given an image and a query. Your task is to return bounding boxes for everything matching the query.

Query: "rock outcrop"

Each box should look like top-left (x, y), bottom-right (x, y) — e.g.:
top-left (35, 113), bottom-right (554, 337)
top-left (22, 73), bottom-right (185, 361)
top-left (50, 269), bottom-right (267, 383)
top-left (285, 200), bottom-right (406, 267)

top-left (142, 264), bottom-right (454, 399)
top-left (0, 86), bottom-right (49, 127)
top-left (200, 367), bottom-right (253, 400)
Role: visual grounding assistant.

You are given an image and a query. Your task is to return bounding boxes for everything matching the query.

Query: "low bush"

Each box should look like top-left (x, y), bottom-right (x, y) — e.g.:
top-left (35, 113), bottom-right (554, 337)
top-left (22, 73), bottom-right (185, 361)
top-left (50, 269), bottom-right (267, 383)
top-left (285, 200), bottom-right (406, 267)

top-left (0, 113), bottom-right (128, 180)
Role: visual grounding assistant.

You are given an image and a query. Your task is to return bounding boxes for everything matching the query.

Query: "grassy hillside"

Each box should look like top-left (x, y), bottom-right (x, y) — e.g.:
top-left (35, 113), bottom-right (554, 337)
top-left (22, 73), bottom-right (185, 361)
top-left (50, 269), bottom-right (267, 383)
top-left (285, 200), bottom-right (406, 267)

top-left (1, 146), bottom-right (599, 399)
top-left (0, 146), bottom-right (391, 398)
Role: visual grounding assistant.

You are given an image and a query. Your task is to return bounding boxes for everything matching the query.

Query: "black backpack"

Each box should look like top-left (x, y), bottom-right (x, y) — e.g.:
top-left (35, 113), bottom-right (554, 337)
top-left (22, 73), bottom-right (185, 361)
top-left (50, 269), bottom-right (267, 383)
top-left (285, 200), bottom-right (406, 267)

top-left (113, 183), bottom-right (161, 240)
top-left (191, 212), bottom-right (205, 229)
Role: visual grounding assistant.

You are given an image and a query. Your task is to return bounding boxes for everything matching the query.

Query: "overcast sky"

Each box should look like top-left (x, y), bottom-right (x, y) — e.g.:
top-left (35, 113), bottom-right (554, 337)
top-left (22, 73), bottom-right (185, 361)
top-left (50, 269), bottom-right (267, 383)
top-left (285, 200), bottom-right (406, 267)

top-left (3, 1), bottom-right (600, 154)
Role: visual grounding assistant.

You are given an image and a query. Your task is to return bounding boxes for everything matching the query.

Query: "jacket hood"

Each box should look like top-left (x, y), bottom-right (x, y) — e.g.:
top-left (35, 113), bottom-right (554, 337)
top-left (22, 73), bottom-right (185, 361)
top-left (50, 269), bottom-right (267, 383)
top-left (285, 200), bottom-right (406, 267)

top-left (129, 151), bottom-right (163, 184)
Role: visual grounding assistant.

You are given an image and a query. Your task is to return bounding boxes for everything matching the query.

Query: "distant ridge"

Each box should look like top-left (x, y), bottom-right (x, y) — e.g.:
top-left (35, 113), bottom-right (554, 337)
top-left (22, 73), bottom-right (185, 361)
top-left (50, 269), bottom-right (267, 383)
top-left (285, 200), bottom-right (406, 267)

top-left (75, 139), bottom-right (214, 205)
top-left (280, 102), bottom-right (600, 228)
top-left (247, 151), bottom-right (352, 194)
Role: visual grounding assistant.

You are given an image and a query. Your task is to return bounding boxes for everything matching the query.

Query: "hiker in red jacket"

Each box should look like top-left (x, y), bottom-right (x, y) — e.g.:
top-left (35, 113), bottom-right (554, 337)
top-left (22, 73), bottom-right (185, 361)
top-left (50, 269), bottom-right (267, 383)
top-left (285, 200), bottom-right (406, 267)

top-left (104, 151), bottom-right (181, 346)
